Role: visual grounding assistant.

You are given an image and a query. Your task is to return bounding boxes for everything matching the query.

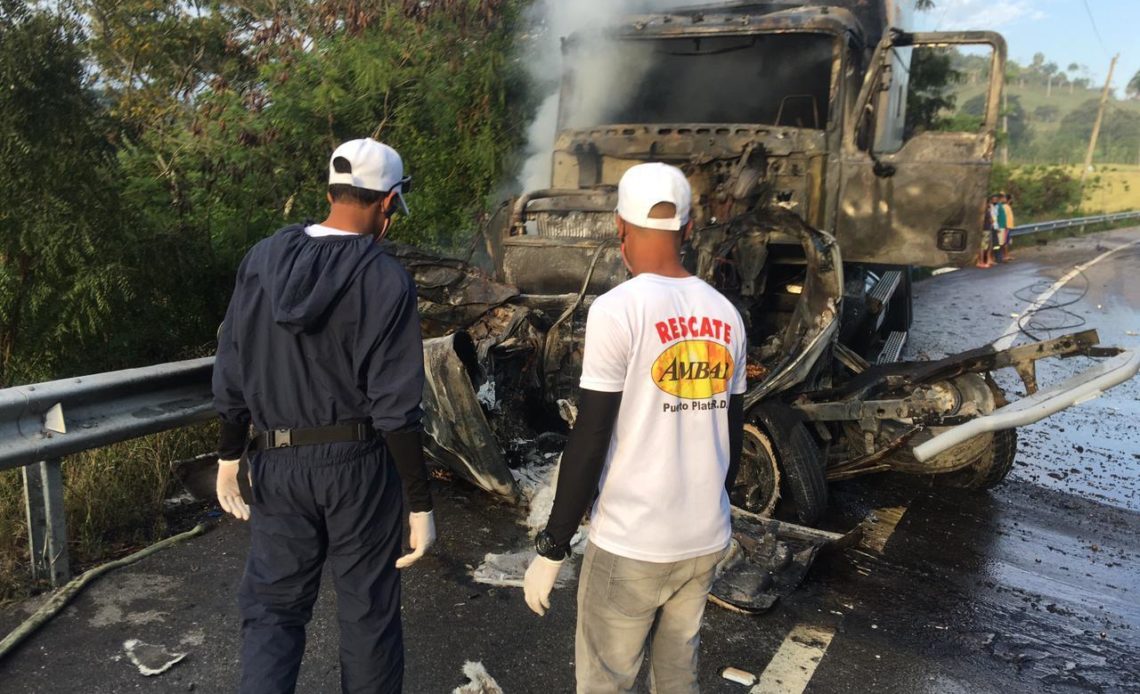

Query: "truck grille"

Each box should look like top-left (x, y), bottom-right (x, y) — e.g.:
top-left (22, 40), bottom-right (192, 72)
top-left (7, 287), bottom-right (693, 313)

top-left (533, 211), bottom-right (614, 240)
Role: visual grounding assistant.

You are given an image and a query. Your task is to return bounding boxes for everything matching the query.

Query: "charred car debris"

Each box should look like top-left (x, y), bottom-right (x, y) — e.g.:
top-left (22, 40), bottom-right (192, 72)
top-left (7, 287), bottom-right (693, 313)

top-left (386, 1), bottom-right (1140, 613)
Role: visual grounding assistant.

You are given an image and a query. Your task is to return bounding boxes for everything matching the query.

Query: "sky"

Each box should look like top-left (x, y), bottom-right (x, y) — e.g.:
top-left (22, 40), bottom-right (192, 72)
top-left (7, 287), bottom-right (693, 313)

top-left (913, 0), bottom-right (1138, 95)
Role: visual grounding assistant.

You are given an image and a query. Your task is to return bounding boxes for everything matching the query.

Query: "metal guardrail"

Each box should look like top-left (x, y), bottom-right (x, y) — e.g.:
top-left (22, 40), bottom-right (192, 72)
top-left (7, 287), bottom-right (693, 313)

top-left (1010, 210), bottom-right (1140, 238)
top-left (0, 358), bottom-right (214, 585)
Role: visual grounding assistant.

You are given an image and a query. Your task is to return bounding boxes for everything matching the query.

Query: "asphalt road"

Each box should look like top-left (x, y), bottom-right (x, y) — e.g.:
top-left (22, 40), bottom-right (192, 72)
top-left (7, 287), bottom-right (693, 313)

top-left (1, 228), bottom-right (1137, 693)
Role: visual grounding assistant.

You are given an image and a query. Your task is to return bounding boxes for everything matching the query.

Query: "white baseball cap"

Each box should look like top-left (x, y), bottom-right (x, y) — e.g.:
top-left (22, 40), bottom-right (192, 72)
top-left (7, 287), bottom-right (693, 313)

top-left (616, 163), bottom-right (692, 231)
top-left (328, 138), bottom-right (411, 214)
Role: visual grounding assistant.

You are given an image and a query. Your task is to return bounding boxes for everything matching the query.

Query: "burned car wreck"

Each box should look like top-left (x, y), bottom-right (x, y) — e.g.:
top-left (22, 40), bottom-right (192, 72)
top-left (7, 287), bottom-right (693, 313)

top-left (389, 1), bottom-right (1140, 612)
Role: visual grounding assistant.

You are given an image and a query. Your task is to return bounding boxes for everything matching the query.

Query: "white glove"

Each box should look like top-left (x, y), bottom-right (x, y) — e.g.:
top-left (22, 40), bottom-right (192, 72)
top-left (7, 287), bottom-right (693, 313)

top-left (523, 555), bottom-right (564, 616)
top-left (216, 458), bottom-right (249, 521)
top-left (396, 511), bottom-right (436, 569)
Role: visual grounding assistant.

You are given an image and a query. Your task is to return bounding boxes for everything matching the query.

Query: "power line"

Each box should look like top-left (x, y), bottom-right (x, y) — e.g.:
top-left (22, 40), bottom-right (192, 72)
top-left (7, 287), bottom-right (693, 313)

top-left (1081, 0), bottom-right (1111, 57)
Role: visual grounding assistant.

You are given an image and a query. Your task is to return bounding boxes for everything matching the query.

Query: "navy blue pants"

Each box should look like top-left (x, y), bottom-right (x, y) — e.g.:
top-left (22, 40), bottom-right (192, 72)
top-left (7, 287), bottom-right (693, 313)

top-left (238, 442), bottom-right (404, 694)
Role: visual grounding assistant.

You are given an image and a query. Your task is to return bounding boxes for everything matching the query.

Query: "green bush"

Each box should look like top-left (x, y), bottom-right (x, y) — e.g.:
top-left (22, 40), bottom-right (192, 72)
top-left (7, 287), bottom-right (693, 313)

top-left (0, 0), bottom-right (533, 597)
top-left (989, 164), bottom-right (1084, 222)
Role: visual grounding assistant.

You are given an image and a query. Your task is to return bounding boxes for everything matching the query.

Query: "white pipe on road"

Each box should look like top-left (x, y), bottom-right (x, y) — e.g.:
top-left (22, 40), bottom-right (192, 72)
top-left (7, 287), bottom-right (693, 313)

top-left (913, 349), bottom-right (1140, 462)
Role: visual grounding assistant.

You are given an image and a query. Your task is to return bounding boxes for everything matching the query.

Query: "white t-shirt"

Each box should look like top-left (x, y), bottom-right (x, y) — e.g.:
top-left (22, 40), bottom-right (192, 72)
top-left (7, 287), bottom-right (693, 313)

top-left (305, 223), bottom-right (359, 237)
top-left (580, 273), bottom-right (748, 562)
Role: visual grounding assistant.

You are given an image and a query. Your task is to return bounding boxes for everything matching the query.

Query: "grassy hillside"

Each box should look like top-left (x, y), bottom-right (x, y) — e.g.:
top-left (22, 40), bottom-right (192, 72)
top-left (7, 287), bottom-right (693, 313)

top-left (1004, 84), bottom-right (1140, 136)
top-left (956, 82), bottom-right (1140, 165)
top-left (1079, 164), bottom-right (1140, 213)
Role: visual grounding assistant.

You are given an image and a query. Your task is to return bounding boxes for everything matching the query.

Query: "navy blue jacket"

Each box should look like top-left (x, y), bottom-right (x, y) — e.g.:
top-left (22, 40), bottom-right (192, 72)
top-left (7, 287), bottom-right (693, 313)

top-left (213, 224), bottom-right (424, 439)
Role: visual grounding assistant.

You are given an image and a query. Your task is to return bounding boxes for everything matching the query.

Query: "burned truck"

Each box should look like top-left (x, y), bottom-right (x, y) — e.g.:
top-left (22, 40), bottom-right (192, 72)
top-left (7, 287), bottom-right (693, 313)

top-left (402, 1), bottom-right (1140, 529)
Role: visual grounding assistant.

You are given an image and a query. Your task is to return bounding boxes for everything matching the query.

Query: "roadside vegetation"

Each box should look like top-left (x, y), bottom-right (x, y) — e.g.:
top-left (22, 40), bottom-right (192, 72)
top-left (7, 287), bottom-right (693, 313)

top-left (0, 424), bottom-right (215, 601)
top-left (0, 0), bottom-right (531, 601)
top-left (914, 48), bottom-right (1140, 222)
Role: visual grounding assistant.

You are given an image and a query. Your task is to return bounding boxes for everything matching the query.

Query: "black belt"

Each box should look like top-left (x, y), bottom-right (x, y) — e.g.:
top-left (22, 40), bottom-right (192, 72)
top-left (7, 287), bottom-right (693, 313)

top-left (252, 421), bottom-right (376, 450)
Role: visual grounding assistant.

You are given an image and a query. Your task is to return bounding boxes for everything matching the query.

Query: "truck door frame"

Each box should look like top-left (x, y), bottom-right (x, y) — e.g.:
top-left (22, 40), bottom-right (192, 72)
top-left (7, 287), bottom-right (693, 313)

top-left (836, 30), bottom-right (1007, 267)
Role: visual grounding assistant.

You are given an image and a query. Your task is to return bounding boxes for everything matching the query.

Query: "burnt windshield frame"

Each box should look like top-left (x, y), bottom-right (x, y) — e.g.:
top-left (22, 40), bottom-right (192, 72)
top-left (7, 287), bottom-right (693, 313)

top-left (557, 32), bottom-right (839, 129)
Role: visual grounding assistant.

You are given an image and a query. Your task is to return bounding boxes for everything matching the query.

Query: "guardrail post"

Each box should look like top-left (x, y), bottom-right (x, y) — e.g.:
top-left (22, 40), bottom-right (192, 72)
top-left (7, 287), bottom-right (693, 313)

top-left (22, 459), bottom-right (70, 586)
top-left (22, 464), bottom-right (47, 581)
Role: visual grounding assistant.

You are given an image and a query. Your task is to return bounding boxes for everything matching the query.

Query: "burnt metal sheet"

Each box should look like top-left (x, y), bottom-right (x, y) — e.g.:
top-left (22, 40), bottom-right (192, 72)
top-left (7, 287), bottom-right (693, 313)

top-left (615, 5), bottom-right (869, 43)
top-left (711, 509), bottom-right (861, 614)
top-left (500, 239), bottom-right (625, 296)
top-left (383, 242), bottom-right (520, 338)
top-left (421, 333), bottom-right (517, 500)
top-left (554, 125), bottom-right (827, 162)
top-left (806, 330), bottom-right (1106, 404)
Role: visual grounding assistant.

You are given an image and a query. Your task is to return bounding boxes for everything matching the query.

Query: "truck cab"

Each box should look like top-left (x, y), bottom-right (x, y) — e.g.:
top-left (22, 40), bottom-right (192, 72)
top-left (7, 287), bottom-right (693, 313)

top-left (422, 2), bottom-right (1130, 527)
top-left (492, 1), bottom-right (1006, 319)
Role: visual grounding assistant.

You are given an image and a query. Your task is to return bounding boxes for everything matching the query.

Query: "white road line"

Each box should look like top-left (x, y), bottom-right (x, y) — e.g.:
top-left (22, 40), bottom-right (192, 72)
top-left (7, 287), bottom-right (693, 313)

top-left (748, 505), bottom-right (908, 693)
top-left (750, 624), bottom-right (836, 694)
top-left (993, 239), bottom-right (1140, 351)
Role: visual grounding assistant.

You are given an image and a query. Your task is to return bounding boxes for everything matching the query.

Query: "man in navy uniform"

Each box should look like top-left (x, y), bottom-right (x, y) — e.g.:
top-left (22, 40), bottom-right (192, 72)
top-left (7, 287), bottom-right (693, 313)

top-left (213, 138), bottom-right (435, 693)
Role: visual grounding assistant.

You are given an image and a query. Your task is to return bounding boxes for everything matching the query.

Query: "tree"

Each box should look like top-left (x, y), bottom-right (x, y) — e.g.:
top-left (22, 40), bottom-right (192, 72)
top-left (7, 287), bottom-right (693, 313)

top-left (904, 47), bottom-right (963, 137)
top-left (1044, 62), bottom-right (1058, 97)
top-left (1006, 60), bottom-right (1024, 88)
top-left (1068, 62), bottom-right (1081, 94)
top-left (1128, 69), bottom-right (1140, 100)
top-left (962, 93), bottom-right (1029, 150)
top-left (1033, 104), bottom-right (1060, 123)
top-left (0, 1), bottom-right (132, 385)
top-left (1045, 98), bottom-right (1140, 164)
top-left (1, 0), bottom-right (533, 384)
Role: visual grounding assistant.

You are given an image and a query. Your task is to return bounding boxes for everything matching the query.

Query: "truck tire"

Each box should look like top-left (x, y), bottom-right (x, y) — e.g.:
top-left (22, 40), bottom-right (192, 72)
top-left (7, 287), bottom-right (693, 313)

top-left (937, 427), bottom-right (1018, 490)
top-left (732, 404), bottom-right (828, 525)
top-left (731, 424), bottom-right (781, 517)
top-left (936, 380), bottom-right (1017, 490)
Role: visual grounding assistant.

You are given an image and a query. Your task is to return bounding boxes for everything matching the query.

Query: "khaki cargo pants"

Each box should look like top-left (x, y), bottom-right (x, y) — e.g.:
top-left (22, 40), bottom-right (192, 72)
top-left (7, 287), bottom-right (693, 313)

top-left (575, 542), bottom-right (725, 693)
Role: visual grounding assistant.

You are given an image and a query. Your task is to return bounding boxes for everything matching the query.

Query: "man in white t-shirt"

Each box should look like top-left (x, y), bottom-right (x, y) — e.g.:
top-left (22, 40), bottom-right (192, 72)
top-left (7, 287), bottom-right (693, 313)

top-left (523, 163), bottom-right (747, 693)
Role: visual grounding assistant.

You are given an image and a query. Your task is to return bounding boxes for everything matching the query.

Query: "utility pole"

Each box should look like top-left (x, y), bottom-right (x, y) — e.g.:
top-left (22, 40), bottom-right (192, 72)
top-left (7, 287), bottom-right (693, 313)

top-left (1000, 88), bottom-right (1009, 165)
top-left (1081, 54), bottom-right (1118, 185)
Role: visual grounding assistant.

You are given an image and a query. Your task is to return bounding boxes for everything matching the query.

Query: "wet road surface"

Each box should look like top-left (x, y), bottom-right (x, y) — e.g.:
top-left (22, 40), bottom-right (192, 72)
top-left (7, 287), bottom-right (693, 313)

top-left (0, 228), bottom-right (1137, 693)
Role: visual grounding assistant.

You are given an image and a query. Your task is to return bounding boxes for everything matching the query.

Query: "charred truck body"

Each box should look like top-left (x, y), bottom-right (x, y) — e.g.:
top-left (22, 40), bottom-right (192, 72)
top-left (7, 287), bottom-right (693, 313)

top-left (407, 1), bottom-right (1139, 529)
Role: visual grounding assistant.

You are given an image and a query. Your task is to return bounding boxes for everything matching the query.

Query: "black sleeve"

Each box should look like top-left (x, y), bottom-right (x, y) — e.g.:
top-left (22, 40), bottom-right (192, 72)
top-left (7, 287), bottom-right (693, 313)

top-left (544, 389), bottom-right (623, 548)
top-left (217, 421), bottom-right (250, 460)
top-left (385, 428), bottom-right (433, 513)
top-left (213, 267), bottom-right (252, 459)
top-left (725, 394), bottom-right (744, 494)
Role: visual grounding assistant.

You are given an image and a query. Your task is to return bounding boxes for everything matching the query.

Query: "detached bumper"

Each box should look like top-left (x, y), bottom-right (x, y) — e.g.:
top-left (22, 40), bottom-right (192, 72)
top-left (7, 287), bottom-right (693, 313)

top-left (913, 349), bottom-right (1140, 462)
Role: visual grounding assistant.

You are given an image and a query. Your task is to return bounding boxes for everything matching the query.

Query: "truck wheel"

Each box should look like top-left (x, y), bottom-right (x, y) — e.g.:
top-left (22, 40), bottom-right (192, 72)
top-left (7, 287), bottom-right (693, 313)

top-left (732, 404), bottom-right (828, 525)
top-left (731, 424), bottom-right (781, 517)
top-left (937, 427), bottom-right (1018, 490)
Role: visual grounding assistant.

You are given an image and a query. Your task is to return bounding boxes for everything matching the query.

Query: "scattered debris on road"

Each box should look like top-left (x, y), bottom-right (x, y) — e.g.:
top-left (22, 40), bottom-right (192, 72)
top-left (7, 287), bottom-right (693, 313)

top-left (721, 666), bottom-right (758, 686)
top-left (452, 661), bottom-right (505, 694)
top-left (123, 639), bottom-right (187, 677)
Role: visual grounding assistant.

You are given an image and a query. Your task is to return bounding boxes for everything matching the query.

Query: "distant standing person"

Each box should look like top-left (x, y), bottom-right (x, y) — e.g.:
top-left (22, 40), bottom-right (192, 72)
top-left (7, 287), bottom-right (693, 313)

top-left (993, 191), bottom-right (1010, 264)
top-left (522, 162), bottom-right (746, 693)
top-left (1000, 192), bottom-right (1016, 261)
top-left (213, 138), bottom-right (435, 693)
top-left (978, 193), bottom-right (999, 268)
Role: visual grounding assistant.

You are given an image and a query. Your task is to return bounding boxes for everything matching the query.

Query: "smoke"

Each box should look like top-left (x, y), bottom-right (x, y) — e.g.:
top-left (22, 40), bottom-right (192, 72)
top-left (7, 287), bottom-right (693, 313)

top-left (517, 0), bottom-right (694, 192)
